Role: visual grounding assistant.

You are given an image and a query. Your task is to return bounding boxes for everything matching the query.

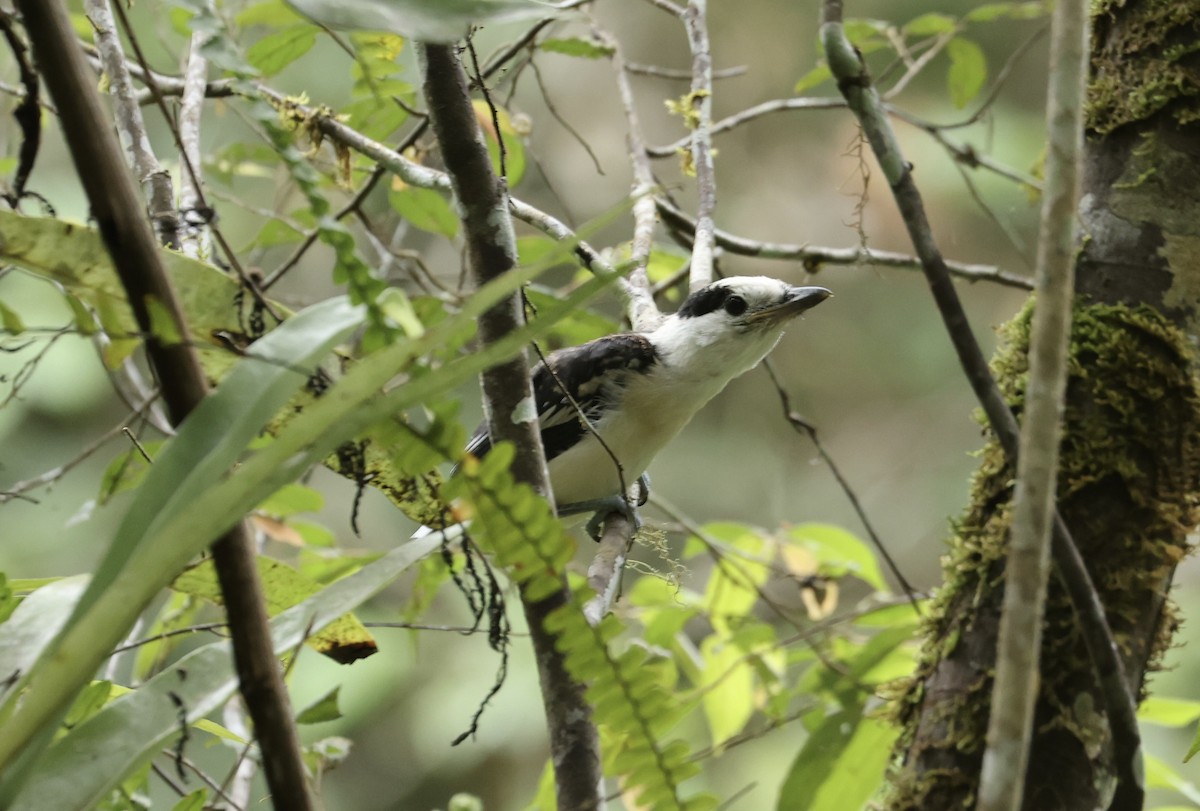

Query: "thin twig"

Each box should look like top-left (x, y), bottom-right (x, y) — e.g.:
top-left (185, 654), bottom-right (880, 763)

top-left (0, 395), bottom-right (159, 503)
top-left (626, 62), bottom-right (747, 80)
top-left (648, 96), bottom-right (845, 157)
top-left (683, 0), bottom-right (716, 291)
top-left (656, 196), bottom-right (1030, 288)
top-left (760, 357), bottom-right (922, 614)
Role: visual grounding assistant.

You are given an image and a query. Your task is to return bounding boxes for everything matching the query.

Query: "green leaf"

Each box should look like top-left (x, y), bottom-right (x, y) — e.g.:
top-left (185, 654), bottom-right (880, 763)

top-left (966, 2), bottom-right (1048, 22)
top-left (0, 299), bottom-right (364, 784)
top-left (474, 101), bottom-right (526, 187)
top-left (904, 12), bottom-right (957, 36)
top-left (1139, 696), bottom-right (1200, 728)
top-left (700, 636), bottom-right (754, 747)
top-left (1146, 753), bottom-right (1200, 802)
top-left (98, 441), bottom-right (163, 505)
top-left (794, 64), bottom-right (832, 94)
top-left (540, 37), bottom-right (614, 59)
top-left (246, 25), bottom-right (318, 76)
top-left (284, 0), bottom-right (560, 43)
top-left (256, 482), bottom-right (325, 517)
top-left (776, 706), bottom-right (896, 811)
top-left (237, 0), bottom-right (305, 27)
top-left (170, 789), bottom-right (209, 811)
top-left (0, 578), bottom-right (88, 701)
top-left (8, 534), bottom-right (443, 811)
top-left (787, 523), bottom-right (888, 592)
top-left (173, 556), bottom-right (377, 663)
top-left (388, 184), bottom-right (459, 238)
top-left (0, 299), bottom-right (24, 334)
top-left (296, 686), bottom-right (343, 724)
top-left (946, 37), bottom-right (987, 109)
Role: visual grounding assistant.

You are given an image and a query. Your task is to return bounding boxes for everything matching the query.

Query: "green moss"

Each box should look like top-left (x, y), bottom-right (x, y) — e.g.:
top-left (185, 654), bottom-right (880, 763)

top-left (880, 300), bottom-right (1200, 810)
top-left (1087, 4), bottom-right (1200, 133)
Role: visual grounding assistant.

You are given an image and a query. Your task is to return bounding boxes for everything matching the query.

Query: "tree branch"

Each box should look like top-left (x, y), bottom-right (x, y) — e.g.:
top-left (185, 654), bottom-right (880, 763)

top-left (978, 0), bottom-right (1088, 807)
top-left (419, 42), bottom-right (602, 811)
top-left (82, 0), bottom-right (180, 249)
top-left (683, 0), bottom-right (716, 290)
top-left (820, 6), bottom-right (1141, 810)
top-left (656, 196), bottom-right (1030, 288)
top-left (18, 4), bottom-right (313, 808)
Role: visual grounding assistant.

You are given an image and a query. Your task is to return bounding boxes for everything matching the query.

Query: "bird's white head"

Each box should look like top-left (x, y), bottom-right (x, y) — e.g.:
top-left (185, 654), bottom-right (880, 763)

top-left (651, 276), bottom-right (831, 381)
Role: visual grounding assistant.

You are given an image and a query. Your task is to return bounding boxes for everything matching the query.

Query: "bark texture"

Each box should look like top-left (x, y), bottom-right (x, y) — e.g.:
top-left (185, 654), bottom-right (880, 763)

top-left (882, 3), bottom-right (1200, 809)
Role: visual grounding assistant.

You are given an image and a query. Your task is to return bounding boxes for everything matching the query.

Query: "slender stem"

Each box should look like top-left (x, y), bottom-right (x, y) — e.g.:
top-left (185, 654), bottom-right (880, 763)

top-left (419, 42), bottom-right (603, 811)
top-left (19, 4), bottom-right (313, 807)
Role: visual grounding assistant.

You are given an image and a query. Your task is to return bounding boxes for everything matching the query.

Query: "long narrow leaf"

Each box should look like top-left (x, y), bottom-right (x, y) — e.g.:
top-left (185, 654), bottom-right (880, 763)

top-left (9, 534), bottom-right (441, 811)
top-left (0, 297), bottom-right (363, 780)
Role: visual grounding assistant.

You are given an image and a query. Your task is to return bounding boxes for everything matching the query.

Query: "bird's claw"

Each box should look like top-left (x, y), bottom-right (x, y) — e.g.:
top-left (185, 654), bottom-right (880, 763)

top-left (560, 474), bottom-right (651, 541)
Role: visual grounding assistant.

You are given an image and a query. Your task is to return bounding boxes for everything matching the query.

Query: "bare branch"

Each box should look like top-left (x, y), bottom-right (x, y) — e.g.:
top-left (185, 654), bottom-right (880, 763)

top-left (598, 26), bottom-right (662, 330)
top-left (626, 61), bottom-right (747, 81)
top-left (178, 28), bottom-right (211, 260)
top-left (656, 196), bottom-right (1031, 288)
top-left (683, 0), bottom-right (716, 290)
top-left (979, 1), bottom-right (1089, 807)
top-left (648, 96), bottom-right (845, 158)
top-left (82, 0), bottom-right (180, 248)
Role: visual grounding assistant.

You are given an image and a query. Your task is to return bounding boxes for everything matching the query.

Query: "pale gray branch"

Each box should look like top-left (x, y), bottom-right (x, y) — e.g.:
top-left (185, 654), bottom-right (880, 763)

top-left (83, 0), bottom-right (180, 248)
top-left (683, 0), bottom-right (716, 291)
top-left (978, 0), bottom-right (1089, 808)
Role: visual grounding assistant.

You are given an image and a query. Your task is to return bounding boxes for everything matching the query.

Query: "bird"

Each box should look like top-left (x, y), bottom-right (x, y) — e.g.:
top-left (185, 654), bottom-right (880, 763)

top-left (459, 276), bottom-right (831, 536)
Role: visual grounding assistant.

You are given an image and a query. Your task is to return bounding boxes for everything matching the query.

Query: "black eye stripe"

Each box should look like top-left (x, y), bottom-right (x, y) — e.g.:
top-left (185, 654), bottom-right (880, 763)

top-left (677, 284), bottom-right (732, 318)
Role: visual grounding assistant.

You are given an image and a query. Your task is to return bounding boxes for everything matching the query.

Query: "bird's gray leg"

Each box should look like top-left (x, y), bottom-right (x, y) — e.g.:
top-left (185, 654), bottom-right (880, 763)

top-left (558, 474), bottom-right (651, 540)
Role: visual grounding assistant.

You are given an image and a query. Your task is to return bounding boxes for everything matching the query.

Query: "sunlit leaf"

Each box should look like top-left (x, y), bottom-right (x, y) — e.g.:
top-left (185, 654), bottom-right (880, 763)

top-left (794, 64), bottom-right (832, 94)
top-left (966, 2), bottom-right (1048, 22)
top-left (173, 556), bottom-right (377, 663)
top-left (389, 183), bottom-right (459, 238)
top-left (296, 686), bottom-right (343, 724)
top-left (776, 706), bottom-right (896, 811)
top-left (98, 441), bottom-right (163, 505)
top-left (904, 12), bottom-right (956, 36)
top-left (246, 25), bottom-right (318, 76)
top-left (946, 36), bottom-right (987, 109)
top-left (0, 299), bottom-right (25, 334)
top-left (787, 523), bottom-right (888, 592)
top-left (1139, 696), bottom-right (1200, 728)
top-left (699, 637), bottom-right (754, 748)
top-left (256, 482), bottom-right (325, 517)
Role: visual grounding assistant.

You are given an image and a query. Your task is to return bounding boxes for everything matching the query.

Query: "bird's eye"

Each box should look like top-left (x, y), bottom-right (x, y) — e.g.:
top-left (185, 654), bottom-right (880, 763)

top-left (724, 296), bottom-right (748, 316)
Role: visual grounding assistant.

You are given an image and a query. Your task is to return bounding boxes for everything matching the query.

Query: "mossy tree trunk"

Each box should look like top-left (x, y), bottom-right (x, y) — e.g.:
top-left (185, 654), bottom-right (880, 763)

top-left (882, 3), bottom-right (1200, 809)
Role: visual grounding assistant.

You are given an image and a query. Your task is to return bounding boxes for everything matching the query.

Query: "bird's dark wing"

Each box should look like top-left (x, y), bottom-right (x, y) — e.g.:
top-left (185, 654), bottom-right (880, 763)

top-left (463, 333), bottom-right (659, 463)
